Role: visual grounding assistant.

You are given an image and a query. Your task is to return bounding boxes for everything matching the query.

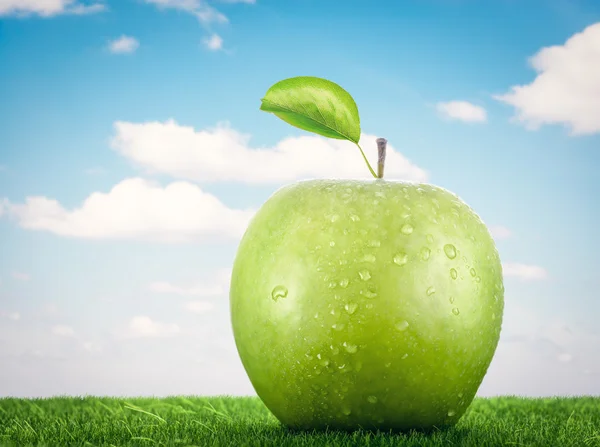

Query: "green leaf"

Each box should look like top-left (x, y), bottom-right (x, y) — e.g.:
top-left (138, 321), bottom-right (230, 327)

top-left (260, 76), bottom-right (361, 143)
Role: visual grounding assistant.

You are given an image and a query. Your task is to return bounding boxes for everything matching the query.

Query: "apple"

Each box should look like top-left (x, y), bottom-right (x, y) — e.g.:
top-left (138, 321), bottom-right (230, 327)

top-left (230, 176), bottom-right (504, 431)
top-left (229, 76), bottom-right (504, 431)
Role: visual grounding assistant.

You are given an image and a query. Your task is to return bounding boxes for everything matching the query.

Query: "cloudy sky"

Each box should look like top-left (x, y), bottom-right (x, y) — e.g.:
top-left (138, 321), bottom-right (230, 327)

top-left (0, 0), bottom-right (599, 398)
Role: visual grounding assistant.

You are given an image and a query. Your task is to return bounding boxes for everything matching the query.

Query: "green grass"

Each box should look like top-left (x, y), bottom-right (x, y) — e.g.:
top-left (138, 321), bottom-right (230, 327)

top-left (0, 396), bottom-right (599, 446)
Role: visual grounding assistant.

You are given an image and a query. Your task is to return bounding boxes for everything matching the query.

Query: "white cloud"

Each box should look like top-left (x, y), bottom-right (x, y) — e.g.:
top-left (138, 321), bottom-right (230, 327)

top-left (502, 262), bottom-right (548, 281)
top-left (0, 0), bottom-right (106, 17)
top-left (149, 282), bottom-right (222, 296)
top-left (3, 178), bottom-right (254, 243)
top-left (150, 282), bottom-right (223, 296)
top-left (123, 316), bottom-right (180, 338)
top-left (150, 268), bottom-right (231, 296)
top-left (195, 4), bottom-right (227, 24)
top-left (52, 325), bottom-right (75, 337)
top-left (111, 120), bottom-right (429, 184)
top-left (143, 0), bottom-right (228, 24)
top-left (495, 22), bottom-right (600, 135)
top-left (0, 311), bottom-right (20, 321)
top-left (557, 353), bottom-right (573, 363)
top-left (479, 300), bottom-right (600, 396)
top-left (82, 341), bottom-right (103, 352)
top-left (108, 35), bottom-right (139, 54)
top-left (436, 101), bottom-right (487, 123)
top-left (489, 225), bottom-right (512, 240)
top-left (185, 301), bottom-right (215, 313)
top-left (11, 271), bottom-right (31, 281)
top-left (203, 33), bottom-right (223, 51)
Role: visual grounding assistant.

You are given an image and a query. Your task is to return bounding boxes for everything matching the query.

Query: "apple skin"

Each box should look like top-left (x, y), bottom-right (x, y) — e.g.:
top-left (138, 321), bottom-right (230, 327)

top-left (230, 179), bottom-right (504, 431)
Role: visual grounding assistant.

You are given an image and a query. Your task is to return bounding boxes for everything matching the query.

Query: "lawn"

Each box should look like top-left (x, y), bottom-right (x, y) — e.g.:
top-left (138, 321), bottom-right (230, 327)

top-left (0, 396), bottom-right (599, 446)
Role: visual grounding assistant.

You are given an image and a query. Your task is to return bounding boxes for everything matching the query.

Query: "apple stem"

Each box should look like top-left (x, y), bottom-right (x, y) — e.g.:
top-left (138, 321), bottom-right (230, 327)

top-left (376, 138), bottom-right (387, 179)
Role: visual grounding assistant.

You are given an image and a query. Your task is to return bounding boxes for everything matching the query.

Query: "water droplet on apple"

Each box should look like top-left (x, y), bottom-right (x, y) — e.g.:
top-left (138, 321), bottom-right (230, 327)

top-left (426, 234), bottom-right (434, 243)
top-left (395, 320), bottom-right (409, 331)
top-left (365, 303), bottom-right (373, 309)
top-left (329, 214), bottom-right (339, 223)
top-left (426, 286), bottom-right (436, 296)
top-left (475, 276), bottom-right (481, 283)
top-left (420, 247), bottom-right (431, 261)
top-left (328, 281), bottom-right (337, 289)
top-left (367, 395), bottom-right (378, 404)
top-left (470, 268), bottom-right (476, 277)
top-left (401, 353), bottom-right (409, 359)
top-left (458, 392), bottom-right (463, 398)
top-left (358, 270), bottom-right (371, 281)
top-left (330, 345), bottom-right (340, 355)
top-left (401, 223), bottom-right (414, 235)
top-left (393, 253), bottom-right (408, 266)
top-left (450, 268), bottom-right (458, 280)
top-left (343, 342), bottom-right (358, 354)
top-left (332, 323), bottom-right (346, 331)
top-left (449, 296), bottom-right (455, 304)
top-left (320, 358), bottom-right (330, 367)
top-left (444, 244), bottom-right (457, 259)
top-left (339, 278), bottom-right (349, 288)
top-left (329, 241), bottom-right (336, 247)
top-left (344, 303), bottom-right (358, 315)
top-left (368, 239), bottom-right (381, 247)
top-left (447, 410), bottom-right (456, 417)
top-left (385, 362), bottom-right (391, 368)
top-left (452, 307), bottom-right (460, 315)
top-left (271, 285), bottom-right (288, 302)
top-left (342, 407), bottom-right (352, 416)
top-left (363, 287), bottom-right (377, 298)
top-left (362, 254), bottom-right (376, 263)
top-left (349, 214), bottom-right (360, 222)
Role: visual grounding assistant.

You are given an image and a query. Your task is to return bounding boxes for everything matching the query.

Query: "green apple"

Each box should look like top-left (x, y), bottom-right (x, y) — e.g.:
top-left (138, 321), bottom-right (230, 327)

top-left (229, 76), bottom-right (504, 431)
top-left (230, 179), bottom-right (504, 431)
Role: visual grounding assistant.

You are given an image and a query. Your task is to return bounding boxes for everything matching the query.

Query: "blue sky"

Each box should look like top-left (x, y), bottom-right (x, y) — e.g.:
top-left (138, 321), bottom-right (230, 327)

top-left (0, 0), bottom-right (599, 397)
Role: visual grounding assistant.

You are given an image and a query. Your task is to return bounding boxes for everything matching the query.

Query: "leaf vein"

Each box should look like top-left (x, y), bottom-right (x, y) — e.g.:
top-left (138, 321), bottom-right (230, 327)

top-left (261, 99), bottom-right (353, 142)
